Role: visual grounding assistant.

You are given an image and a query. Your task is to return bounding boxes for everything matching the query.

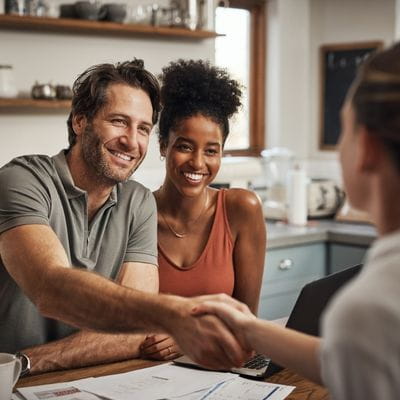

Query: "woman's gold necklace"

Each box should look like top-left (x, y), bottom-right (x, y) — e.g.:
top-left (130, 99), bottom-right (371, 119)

top-left (159, 190), bottom-right (209, 238)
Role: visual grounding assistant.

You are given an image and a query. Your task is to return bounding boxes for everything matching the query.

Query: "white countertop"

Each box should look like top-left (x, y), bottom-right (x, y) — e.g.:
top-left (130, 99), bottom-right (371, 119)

top-left (266, 219), bottom-right (377, 249)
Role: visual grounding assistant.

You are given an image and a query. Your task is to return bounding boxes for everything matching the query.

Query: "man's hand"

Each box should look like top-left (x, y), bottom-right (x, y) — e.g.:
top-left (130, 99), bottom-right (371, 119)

top-left (140, 334), bottom-right (182, 361)
top-left (142, 295), bottom-right (253, 364)
top-left (191, 294), bottom-right (257, 351)
top-left (161, 294), bottom-right (253, 370)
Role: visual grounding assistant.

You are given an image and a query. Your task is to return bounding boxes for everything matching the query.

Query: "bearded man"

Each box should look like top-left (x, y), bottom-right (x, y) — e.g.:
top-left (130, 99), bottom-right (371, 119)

top-left (0, 60), bottom-right (247, 376)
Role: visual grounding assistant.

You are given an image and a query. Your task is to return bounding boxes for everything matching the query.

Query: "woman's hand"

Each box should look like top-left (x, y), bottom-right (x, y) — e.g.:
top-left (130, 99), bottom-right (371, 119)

top-left (140, 334), bottom-right (182, 360)
top-left (191, 294), bottom-right (257, 351)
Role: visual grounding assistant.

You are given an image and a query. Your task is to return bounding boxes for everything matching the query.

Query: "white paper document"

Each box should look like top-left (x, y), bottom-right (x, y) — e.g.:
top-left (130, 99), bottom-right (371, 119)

top-left (17, 363), bottom-right (295, 400)
top-left (17, 379), bottom-right (102, 400)
top-left (199, 376), bottom-right (295, 400)
top-left (74, 363), bottom-right (236, 400)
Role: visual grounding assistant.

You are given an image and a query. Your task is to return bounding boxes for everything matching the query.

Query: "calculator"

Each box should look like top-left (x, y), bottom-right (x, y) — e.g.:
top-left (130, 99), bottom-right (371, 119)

top-left (174, 354), bottom-right (271, 379)
top-left (231, 354), bottom-right (271, 378)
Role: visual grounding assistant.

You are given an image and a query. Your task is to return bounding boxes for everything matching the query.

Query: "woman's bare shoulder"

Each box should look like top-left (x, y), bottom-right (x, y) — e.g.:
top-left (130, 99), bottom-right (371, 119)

top-left (225, 188), bottom-right (262, 208)
top-left (225, 188), bottom-right (263, 222)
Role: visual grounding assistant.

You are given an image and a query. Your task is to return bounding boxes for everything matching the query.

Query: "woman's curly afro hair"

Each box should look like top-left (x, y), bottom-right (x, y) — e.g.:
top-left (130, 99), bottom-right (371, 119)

top-left (158, 59), bottom-right (242, 148)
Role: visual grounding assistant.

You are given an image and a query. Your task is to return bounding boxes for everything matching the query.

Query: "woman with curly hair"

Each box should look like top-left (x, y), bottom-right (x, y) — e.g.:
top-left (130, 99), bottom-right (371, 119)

top-left (140, 60), bottom-right (266, 361)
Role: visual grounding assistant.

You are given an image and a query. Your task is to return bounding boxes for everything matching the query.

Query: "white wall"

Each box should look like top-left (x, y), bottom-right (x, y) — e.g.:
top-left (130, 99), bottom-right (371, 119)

top-left (308, 0), bottom-right (395, 178)
top-left (0, 0), bottom-right (215, 189)
top-left (267, 0), bottom-right (396, 183)
top-left (308, 0), bottom-right (395, 181)
top-left (266, 0), bottom-right (311, 159)
top-left (396, 0), bottom-right (400, 38)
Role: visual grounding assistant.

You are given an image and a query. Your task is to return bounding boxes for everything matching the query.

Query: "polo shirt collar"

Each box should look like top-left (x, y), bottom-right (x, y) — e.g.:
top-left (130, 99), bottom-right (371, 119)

top-left (52, 150), bottom-right (118, 204)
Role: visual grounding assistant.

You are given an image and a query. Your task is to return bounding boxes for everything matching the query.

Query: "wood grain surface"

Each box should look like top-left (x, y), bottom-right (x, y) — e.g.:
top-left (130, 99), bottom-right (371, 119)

top-left (16, 358), bottom-right (329, 399)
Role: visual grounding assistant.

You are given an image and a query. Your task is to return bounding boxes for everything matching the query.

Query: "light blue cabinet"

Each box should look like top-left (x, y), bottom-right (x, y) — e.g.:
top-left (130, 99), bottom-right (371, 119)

top-left (259, 243), bottom-right (326, 320)
top-left (328, 243), bottom-right (368, 274)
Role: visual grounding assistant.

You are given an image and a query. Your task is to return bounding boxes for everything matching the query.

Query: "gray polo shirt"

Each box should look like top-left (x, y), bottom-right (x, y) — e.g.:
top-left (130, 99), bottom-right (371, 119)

top-left (0, 151), bottom-right (158, 353)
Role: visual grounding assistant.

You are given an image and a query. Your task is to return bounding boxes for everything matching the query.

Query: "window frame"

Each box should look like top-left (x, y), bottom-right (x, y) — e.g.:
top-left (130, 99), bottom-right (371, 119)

top-left (219, 0), bottom-right (267, 157)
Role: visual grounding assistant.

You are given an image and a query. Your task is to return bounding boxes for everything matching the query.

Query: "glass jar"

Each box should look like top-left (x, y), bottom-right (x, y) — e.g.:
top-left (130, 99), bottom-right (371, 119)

top-left (4, 0), bottom-right (25, 15)
top-left (0, 65), bottom-right (18, 98)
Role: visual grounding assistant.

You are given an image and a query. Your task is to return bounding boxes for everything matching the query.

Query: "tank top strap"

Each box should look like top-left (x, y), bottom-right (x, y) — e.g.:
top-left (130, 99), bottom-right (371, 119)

top-left (216, 189), bottom-right (233, 243)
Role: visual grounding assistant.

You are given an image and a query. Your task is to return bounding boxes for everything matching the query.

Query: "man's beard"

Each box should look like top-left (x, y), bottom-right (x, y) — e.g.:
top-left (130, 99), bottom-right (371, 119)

top-left (81, 124), bottom-right (142, 185)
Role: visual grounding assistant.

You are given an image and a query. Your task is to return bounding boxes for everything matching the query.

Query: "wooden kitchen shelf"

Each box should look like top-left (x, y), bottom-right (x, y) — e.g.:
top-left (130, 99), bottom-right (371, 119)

top-left (0, 14), bottom-right (218, 40)
top-left (0, 98), bottom-right (71, 112)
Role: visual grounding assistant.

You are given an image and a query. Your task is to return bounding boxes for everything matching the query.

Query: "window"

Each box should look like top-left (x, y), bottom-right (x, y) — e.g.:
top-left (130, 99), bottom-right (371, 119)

top-left (215, 0), bottom-right (266, 156)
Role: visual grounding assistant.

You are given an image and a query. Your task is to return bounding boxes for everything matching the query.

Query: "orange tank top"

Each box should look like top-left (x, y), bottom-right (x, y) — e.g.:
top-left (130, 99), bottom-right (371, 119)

top-left (158, 189), bottom-right (235, 297)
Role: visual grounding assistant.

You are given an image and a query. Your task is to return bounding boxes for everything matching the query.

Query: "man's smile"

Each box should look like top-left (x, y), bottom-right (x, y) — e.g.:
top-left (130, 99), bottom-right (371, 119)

top-left (108, 148), bottom-right (135, 163)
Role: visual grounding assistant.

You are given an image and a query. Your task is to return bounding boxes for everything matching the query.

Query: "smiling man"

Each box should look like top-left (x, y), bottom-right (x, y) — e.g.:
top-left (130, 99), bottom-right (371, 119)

top-left (0, 60), bottom-right (248, 375)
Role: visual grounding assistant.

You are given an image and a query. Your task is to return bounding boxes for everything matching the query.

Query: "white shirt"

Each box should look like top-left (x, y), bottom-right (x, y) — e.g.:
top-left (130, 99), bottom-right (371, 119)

top-left (320, 229), bottom-right (400, 400)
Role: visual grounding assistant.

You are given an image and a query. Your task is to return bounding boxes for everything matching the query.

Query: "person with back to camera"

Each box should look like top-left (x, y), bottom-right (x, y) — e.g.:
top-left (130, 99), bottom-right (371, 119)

top-left (0, 58), bottom-right (250, 375)
top-left (139, 60), bottom-right (266, 361)
top-left (193, 42), bottom-right (400, 399)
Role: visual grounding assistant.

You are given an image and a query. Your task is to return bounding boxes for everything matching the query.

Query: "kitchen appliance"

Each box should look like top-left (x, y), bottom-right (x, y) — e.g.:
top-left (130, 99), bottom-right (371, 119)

top-left (261, 148), bottom-right (344, 220)
top-left (261, 147), bottom-right (294, 220)
top-left (264, 177), bottom-right (345, 221)
top-left (31, 82), bottom-right (56, 99)
top-left (307, 179), bottom-right (345, 218)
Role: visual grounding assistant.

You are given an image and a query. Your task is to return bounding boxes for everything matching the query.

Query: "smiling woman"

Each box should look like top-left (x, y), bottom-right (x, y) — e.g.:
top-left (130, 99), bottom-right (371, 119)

top-left (139, 59), bottom-right (266, 362)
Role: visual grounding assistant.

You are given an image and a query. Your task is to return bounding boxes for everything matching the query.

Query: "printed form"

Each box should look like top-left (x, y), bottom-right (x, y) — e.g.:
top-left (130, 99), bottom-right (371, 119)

top-left (16, 363), bottom-right (295, 400)
top-left (200, 376), bottom-right (294, 400)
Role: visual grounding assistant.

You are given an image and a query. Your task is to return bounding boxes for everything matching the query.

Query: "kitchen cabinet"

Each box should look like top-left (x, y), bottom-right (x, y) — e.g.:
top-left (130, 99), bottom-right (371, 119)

top-left (259, 243), bottom-right (326, 320)
top-left (328, 243), bottom-right (368, 274)
top-left (260, 220), bottom-right (375, 320)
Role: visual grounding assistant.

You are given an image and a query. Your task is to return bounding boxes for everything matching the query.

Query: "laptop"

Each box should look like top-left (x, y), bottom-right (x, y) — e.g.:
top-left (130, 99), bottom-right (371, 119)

top-left (174, 264), bottom-right (362, 378)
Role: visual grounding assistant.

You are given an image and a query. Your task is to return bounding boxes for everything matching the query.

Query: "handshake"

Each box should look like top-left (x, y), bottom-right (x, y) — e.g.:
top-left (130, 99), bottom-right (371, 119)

top-left (149, 293), bottom-right (258, 370)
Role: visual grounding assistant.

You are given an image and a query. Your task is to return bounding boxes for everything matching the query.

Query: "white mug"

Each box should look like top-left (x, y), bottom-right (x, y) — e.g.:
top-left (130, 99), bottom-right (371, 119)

top-left (0, 353), bottom-right (22, 400)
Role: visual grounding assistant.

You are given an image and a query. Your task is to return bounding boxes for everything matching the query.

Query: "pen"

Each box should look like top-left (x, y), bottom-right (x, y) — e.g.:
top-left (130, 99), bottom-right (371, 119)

top-left (152, 375), bottom-right (169, 381)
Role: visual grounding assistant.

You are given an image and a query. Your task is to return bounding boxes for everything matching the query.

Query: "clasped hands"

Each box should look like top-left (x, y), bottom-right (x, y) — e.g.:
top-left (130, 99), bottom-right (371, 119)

top-left (140, 294), bottom-right (256, 370)
top-left (140, 333), bottom-right (182, 361)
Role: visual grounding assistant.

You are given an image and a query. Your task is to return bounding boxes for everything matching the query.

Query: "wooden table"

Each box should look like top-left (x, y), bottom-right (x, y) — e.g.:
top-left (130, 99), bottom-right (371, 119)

top-left (16, 358), bottom-right (329, 400)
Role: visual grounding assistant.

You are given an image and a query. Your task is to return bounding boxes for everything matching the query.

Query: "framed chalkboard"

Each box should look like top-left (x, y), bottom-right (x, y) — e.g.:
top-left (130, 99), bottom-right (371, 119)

top-left (319, 41), bottom-right (383, 150)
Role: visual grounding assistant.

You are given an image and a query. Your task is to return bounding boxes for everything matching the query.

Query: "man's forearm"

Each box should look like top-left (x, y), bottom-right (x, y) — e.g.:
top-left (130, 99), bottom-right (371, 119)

top-left (1, 226), bottom-right (248, 370)
top-left (37, 266), bottom-right (180, 335)
top-left (24, 331), bottom-right (146, 375)
top-left (1, 225), bottom-right (172, 335)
